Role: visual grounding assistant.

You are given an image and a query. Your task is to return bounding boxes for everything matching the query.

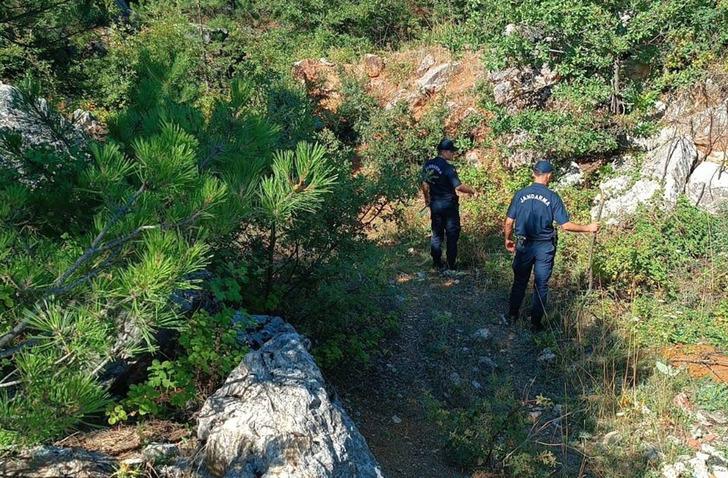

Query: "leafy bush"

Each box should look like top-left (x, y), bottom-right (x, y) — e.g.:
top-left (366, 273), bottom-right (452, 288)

top-left (0, 48), bottom-right (339, 444)
top-left (284, 246), bottom-right (398, 370)
top-left (694, 379), bottom-right (728, 413)
top-left (489, 106), bottom-right (620, 161)
top-left (427, 383), bottom-right (555, 476)
top-left (109, 309), bottom-right (248, 423)
top-left (594, 198), bottom-right (728, 291)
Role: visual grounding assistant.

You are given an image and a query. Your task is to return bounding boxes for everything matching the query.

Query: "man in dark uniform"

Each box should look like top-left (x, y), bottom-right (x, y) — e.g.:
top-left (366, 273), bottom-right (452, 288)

top-left (421, 139), bottom-right (475, 271)
top-left (504, 160), bottom-right (598, 331)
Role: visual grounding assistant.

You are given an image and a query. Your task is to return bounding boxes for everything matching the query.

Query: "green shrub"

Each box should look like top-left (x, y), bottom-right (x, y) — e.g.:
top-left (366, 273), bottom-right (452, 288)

top-left (284, 246), bottom-right (399, 370)
top-left (110, 309), bottom-right (248, 422)
top-left (427, 383), bottom-right (555, 476)
top-left (694, 379), bottom-right (728, 413)
top-left (594, 198), bottom-right (728, 291)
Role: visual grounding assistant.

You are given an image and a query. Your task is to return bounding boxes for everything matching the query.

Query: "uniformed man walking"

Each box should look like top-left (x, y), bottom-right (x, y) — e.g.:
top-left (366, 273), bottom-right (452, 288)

top-left (421, 139), bottom-right (475, 271)
top-left (503, 160), bottom-right (598, 331)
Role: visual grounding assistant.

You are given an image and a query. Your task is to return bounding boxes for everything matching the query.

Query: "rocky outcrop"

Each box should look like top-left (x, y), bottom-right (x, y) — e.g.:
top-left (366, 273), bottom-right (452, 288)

top-left (0, 446), bottom-right (116, 478)
top-left (363, 54), bottom-right (384, 78)
top-left (503, 130), bottom-right (540, 169)
top-left (292, 58), bottom-right (342, 112)
top-left (416, 54), bottom-right (435, 75)
top-left (687, 161), bottom-right (728, 213)
top-left (593, 136), bottom-right (698, 223)
top-left (197, 316), bottom-right (383, 478)
top-left (555, 162), bottom-right (585, 188)
top-left (416, 62), bottom-right (460, 94)
top-left (594, 76), bottom-right (728, 222)
top-left (0, 82), bottom-right (86, 158)
top-left (489, 64), bottom-right (559, 113)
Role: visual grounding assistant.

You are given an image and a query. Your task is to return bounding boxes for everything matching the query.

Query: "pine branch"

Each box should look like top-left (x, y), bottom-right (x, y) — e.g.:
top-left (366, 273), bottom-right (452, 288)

top-left (0, 199), bottom-right (208, 350)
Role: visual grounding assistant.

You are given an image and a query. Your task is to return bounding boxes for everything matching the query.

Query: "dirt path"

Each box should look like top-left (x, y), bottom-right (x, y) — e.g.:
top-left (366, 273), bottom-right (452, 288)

top-left (336, 251), bottom-right (574, 478)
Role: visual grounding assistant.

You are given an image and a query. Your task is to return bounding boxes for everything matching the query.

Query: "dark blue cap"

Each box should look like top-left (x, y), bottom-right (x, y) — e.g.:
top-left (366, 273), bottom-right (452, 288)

top-left (533, 160), bottom-right (554, 174)
top-left (437, 138), bottom-right (458, 151)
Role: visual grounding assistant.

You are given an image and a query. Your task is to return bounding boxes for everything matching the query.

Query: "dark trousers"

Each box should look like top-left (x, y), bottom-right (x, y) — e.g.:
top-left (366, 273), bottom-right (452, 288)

top-left (509, 239), bottom-right (556, 325)
top-left (430, 201), bottom-right (460, 269)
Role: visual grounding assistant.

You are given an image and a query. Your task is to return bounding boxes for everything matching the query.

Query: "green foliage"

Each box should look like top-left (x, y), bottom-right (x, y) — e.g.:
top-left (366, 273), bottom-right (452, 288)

top-left (694, 379), bottom-right (728, 413)
top-left (427, 383), bottom-right (555, 476)
top-left (0, 354), bottom-right (110, 446)
top-left (594, 198), bottom-right (728, 291)
top-left (111, 309), bottom-right (248, 422)
top-left (490, 106), bottom-right (619, 161)
top-left (283, 245), bottom-right (398, 370)
top-left (0, 1), bottom-right (111, 95)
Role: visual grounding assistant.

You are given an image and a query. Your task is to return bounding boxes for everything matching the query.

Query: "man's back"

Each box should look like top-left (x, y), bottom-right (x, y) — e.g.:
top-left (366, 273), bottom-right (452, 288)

top-left (507, 183), bottom-right (569, 241)
top-left (422, 156), bottom-right (460, 203)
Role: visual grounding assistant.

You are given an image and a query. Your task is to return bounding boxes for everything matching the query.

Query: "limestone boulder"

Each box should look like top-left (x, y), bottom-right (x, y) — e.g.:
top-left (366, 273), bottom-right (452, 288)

top-left (197, 316), bottom-right (383, 478)
top-left (0, 82), bottom-right (87, 178)
top-left (687, 161), bottom-right (728, 213)
top-left (363, 54), bottom-right (384, 78)
top-left (503, 130), bottom-right (541, 169)
top-left (416, 54), bottom-right (436, 75)
top-left (593, 136), bottom-right (698, 223)
top-left (488, 64), bottom-right (558, 113)
top-left (416, 63), bottom-right (460, 94)
top-left (0, 446), bottom-right (115, 478)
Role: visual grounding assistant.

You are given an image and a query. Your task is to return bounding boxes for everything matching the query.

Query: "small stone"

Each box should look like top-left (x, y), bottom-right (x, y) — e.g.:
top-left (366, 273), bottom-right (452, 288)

top-left (121, 457), bottom-right (144, 467)
top-left (462, 347), bottom-right (470, 353)
top-left (689, 453), bottom-right (711, 478)
top-left (416, 54), bottom-right (436, 75)
top-left (472, 328), bottom-right (491, 342)
top-left (537, 348), bottom-right (556, 362)
top-left (701, 443), bottom-right (727, 462)
top-left (449, 372), bottom-right (462, 386)
top-left (142, 443), bottom-right (178, 464)
top-left (363, 54), bottom-right (384, 78)
top-left (465, 150), bottom-right (480, 166)
top-left (705, 410), bottom-right (728, 424)
top-left (416, 63), bottom-right (459, 93)
top-left (392, 415), bottom-right (402, 424)
top-left (691, 425), bottom-right (705, 439)
top-left (673, 392), bottom-right (692, 413)
top-left (696, 411), bottom-right (713, 426)
top-left (529, 411), bottom-right (542, 422)
top-left (642, 444), bottom-right (661, 464)
top-left (478, 356), bottom-right (497, 369)
top-left (471, 380), bottom-right (482, 389)
top-left (662, 461), bottom-right (687, 478)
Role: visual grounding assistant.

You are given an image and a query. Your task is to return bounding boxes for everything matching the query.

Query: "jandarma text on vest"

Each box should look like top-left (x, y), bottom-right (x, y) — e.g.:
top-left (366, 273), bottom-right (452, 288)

top-left (519, 193), bottom-right (551, 206)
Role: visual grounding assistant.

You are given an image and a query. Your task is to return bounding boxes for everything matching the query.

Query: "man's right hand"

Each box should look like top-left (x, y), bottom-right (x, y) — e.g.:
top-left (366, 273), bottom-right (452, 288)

top-left (587, 222), bottom-right (600, 233)
top-left (505, 239), bottom-right (516, 253)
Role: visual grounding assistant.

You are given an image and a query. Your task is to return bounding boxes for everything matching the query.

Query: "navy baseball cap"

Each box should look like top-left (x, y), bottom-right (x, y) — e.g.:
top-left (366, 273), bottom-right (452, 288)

top-left (437, 138), bottom-right (458, 151)
top-left (533, 160), bottom-right (554, 173)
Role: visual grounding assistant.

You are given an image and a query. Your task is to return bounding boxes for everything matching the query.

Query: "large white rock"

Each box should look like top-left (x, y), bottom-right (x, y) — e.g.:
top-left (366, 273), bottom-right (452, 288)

top-left (555, 162), bottom-right (584, 188)
top-left (687, 161), bottom-right (728, 213)
top-left (593, 179), bottom-right (661, 224)
top-left (416, 63), bottom-right (459, 93)
top-left (593, 136), bottom-right (698, 222)
top-left (197, 316), bottom-right (383, 478)
top-left (0, 82), bottom-right (85, 154)
top-left (642, 136), bottom-right (697, 204)
top-left (416, 54), bottom-right (436, 75)
top-left (488, 64), bottom-right (558, 113)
